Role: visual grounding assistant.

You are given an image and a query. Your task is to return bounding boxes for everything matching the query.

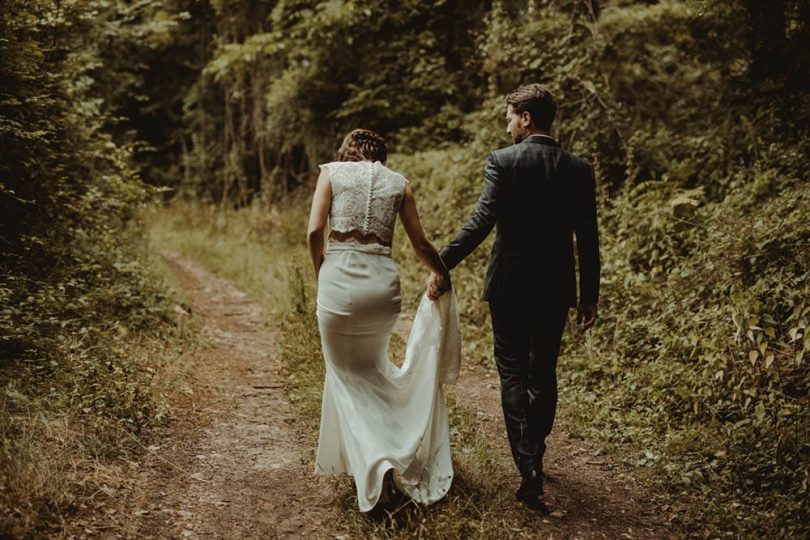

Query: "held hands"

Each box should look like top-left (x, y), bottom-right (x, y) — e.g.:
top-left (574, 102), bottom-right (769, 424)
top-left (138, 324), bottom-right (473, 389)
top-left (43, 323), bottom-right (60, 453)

top-left (426, 272), bottom-right (451, 300)
top-left (576, 303), bottom-right (598, 331)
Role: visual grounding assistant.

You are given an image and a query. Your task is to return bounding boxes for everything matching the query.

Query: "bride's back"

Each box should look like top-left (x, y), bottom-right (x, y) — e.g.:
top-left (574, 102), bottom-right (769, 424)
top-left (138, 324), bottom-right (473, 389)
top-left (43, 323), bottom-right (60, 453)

top-left (319, 160), bottom-right (408, 247)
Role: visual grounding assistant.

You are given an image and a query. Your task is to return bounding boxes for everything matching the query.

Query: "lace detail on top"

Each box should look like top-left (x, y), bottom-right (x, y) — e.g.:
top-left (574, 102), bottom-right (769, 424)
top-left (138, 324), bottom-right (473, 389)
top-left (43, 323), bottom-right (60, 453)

top-left (319, 161), bottom-right (408, 245)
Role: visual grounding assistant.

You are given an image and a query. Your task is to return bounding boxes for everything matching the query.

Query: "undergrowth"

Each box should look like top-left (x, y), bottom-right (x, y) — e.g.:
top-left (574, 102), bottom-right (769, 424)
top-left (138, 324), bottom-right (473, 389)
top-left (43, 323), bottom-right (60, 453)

top-left (0, 226), bottom-right (182, 538)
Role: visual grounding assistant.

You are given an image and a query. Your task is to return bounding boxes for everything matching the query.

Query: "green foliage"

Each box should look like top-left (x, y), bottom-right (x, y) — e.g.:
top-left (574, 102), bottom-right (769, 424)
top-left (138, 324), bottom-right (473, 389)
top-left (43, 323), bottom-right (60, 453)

top-left (141, 0), bottom-right (489, 202)
top-left (562, 179), bottom-right (809, 535)
top-left (0, 0), bottom-right (176, 534)
top-left (4, 0), bottom-right (807, 536)
top-left (0, 0), bottom-right (174, 368)
top-left (383, 2), bottom-right (809, 536)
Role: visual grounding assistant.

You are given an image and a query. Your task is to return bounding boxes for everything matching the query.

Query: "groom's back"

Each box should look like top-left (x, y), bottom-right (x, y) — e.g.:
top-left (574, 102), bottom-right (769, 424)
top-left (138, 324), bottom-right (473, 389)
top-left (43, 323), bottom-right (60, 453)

top-left (487, 138), bottom-right (596, 307)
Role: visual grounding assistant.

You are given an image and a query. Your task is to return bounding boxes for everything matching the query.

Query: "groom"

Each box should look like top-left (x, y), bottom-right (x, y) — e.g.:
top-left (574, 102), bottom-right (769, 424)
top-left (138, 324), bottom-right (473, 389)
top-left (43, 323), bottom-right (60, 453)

top-left (428, 83), bottom-right (600, 509)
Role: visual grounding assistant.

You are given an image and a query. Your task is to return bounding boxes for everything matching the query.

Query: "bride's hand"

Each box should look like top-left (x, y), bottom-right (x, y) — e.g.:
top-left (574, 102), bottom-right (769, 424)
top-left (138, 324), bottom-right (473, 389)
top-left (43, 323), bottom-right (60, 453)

top-left (426, 273), bottom-right (438, 299)
top-left (427, 272), bottom-right (451, 300)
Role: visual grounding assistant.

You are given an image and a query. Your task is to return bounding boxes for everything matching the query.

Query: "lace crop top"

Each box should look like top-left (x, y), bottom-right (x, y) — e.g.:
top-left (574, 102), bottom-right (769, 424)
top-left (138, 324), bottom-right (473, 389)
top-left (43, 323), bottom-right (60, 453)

top-left (319, 161), bottom-right (408, 245)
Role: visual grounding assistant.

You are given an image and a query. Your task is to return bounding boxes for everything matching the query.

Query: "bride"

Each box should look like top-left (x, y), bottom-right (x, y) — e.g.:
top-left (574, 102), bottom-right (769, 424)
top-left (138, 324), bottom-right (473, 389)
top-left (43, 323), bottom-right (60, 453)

top-left (306, 128), bottom-right (460, 512)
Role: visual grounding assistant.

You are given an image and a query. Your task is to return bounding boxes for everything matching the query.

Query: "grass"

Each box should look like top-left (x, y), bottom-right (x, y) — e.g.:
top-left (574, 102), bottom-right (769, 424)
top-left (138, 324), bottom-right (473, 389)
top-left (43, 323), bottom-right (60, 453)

top-left (0, 235), bottom-right (195, 538)
top-left (144, 198), bottom-right (307, 319)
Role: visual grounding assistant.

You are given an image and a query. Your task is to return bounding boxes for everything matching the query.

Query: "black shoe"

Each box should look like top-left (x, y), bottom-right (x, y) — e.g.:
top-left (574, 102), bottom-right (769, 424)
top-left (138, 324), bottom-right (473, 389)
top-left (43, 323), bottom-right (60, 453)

top-left (515, 470), bottom-right (547, 512)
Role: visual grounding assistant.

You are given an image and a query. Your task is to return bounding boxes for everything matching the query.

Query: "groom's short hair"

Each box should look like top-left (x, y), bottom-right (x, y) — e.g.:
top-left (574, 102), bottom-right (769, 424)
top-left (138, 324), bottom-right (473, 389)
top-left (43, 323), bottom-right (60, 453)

top-left (506, 84), bottom-right (557, 131)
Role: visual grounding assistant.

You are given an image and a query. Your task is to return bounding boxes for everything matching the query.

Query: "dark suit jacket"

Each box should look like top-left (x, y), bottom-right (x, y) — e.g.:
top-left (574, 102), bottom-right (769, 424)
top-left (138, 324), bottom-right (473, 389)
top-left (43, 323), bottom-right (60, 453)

top-left (439, 135), bottom-right (600, 308)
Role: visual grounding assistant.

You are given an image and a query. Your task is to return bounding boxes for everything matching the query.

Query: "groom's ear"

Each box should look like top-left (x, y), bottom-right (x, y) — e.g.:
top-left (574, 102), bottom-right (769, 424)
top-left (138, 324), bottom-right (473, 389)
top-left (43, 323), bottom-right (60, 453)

top-left (521, 110), bottom-right (533, 128)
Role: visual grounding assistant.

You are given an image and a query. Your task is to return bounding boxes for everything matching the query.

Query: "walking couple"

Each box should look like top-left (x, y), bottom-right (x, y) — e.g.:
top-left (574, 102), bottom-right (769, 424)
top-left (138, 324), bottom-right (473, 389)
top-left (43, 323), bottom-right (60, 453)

top-left (306, 83), bottom-right (600, 513)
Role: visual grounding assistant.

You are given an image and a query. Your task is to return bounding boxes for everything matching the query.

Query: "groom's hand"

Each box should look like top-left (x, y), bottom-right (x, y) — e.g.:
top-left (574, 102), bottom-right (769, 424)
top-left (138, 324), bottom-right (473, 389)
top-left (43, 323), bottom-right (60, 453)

top-left (577, 303), bottom-right (598, 331)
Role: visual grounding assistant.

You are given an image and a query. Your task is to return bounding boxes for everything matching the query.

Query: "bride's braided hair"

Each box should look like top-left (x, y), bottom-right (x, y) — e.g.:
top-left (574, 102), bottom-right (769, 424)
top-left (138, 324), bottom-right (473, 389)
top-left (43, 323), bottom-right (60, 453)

top-left (336, 129), bottom-right (388, 164)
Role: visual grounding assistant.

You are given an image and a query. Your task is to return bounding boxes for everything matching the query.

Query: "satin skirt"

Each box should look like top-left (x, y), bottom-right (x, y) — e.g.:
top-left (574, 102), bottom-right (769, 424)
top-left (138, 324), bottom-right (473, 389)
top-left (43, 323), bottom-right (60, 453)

top-left (315, 241), bottom-right (460, 512)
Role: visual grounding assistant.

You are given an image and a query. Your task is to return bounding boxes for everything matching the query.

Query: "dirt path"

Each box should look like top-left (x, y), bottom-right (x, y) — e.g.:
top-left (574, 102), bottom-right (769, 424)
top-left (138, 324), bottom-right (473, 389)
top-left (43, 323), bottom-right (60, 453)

top-left (67, 254), bottom-right (676, 539)
top-left (66, 252), bottom-right (345, 539)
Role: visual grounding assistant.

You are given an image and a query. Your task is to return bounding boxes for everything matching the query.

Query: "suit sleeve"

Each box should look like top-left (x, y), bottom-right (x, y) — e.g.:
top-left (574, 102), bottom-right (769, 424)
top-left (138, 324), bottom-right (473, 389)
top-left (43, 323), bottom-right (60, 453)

top-left (439, 152), bottom-right (502, 270)
top-left (574, 162), bottom-right (600, 305)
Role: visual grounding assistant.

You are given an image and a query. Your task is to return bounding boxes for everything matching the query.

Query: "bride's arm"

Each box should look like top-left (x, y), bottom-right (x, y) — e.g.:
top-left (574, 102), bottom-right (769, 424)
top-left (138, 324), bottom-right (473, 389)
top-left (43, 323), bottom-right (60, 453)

top-left (307, 168), bottom-right (332, 280)
top-left (399, 184), bottom-right (451, 292)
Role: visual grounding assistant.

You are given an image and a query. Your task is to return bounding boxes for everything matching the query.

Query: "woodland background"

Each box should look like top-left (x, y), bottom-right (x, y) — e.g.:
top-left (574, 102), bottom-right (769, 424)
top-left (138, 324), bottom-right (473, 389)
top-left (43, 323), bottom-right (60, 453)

top-left (1, 0), bottom-right (808, 537)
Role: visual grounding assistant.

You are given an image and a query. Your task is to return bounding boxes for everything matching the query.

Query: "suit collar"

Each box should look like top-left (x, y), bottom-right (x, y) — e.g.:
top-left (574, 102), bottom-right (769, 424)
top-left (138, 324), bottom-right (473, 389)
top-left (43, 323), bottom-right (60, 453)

top-left (521, 134), bottom-right (558, 147)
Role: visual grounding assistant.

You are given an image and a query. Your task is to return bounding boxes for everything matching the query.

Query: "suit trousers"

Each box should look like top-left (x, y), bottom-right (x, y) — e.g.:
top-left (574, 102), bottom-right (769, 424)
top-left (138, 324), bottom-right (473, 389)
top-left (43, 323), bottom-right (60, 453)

top-left (488, 298), bottom-right (569, 479)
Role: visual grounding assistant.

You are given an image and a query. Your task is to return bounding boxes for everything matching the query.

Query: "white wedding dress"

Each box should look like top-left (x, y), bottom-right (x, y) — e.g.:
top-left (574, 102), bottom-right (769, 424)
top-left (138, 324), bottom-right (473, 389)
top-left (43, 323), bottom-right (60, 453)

top-left (314, 160), bottom-right (461, 512)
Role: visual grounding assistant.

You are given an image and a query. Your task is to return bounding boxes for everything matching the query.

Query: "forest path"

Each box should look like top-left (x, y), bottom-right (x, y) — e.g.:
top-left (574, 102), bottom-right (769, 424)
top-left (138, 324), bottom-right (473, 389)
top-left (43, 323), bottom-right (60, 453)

top-left (68, 252), bottom-right (345, 539)
top-left (69, 252), bottom-right (677, 539)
